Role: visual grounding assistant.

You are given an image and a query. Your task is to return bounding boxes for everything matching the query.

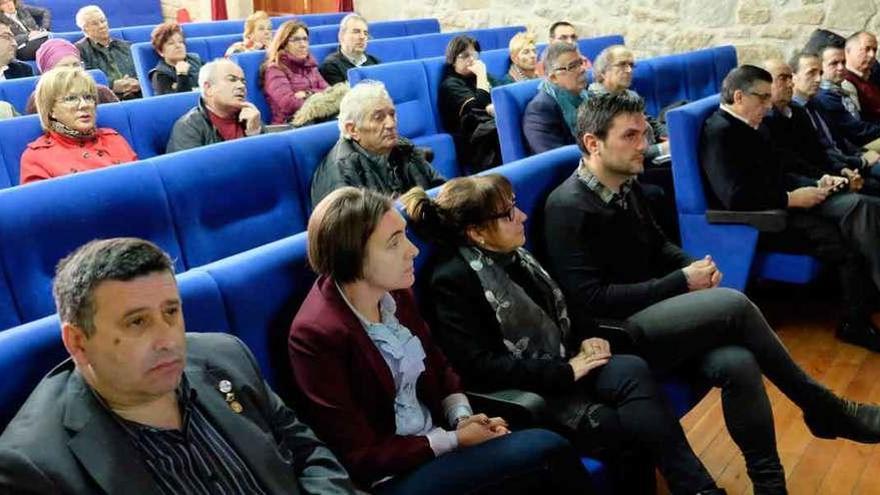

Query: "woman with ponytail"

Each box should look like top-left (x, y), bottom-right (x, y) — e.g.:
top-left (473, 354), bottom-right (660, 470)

top-left (401, 175), bottom-right (725, 495)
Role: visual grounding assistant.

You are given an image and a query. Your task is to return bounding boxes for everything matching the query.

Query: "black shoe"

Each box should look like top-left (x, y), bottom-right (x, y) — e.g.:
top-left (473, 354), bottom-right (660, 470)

top-left (836, 320), bottom-right (880, 352)
top-left (805, 398), bottom-right (880, 443)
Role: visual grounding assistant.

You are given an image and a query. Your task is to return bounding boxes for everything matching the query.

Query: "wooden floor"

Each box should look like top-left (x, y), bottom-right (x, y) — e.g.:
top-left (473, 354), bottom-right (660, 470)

top-left (661, 291), bottom-right (880, 495)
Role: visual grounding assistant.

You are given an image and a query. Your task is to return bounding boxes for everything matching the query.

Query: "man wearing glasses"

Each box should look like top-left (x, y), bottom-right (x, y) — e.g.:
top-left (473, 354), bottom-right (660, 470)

top-left (0, 23), bottom-right (32, 80)
top-left (319, 13), bottom-right (380, 85)
top-left (700, 65), bottom-right (880, 351)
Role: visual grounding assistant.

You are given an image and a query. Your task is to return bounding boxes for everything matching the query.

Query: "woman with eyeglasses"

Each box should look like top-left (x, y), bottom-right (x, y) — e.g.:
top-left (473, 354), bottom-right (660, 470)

top-left (401, 175), bottom-right (726, 495)
top-left (20, 66), bottom-right (137, 184)
top-left (261, 19), bottom-right (329, 124)
top-left (25, 38), bottom-right (118, 114)
top-left (498, 32), bottom-right (539, 85)
top-left (438, 35), bottom-right (503, 172)
top-left (148, 22), bottom-right (203, 96)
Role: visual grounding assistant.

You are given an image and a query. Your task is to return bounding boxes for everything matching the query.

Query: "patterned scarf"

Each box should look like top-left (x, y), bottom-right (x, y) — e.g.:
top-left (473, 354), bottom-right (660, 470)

top-left (50, 120), bottom-right (96, 140)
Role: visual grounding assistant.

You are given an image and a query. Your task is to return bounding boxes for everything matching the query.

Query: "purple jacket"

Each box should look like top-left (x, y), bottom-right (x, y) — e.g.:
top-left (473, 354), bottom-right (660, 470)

top-left (262, 52), bottom-right (329, 124)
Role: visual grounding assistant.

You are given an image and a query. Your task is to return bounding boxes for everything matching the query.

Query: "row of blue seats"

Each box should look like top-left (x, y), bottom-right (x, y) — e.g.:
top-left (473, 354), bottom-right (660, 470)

top-left (0, 145), bottom-right (706, 494)
top-left (0, 69), bottom-right (107, 114)
top-left (0, 119), bottom-right (460, 330)
top-left (49, 12), bottom-right (349, 45)
top-left (132, 18), bottom-right (442, 97)
top-left (29, 0), bottom-right (163, 32)
top-left (492, 45), bottom-right (738, 163)
top-left (668, 95), bottom-right (821, 292)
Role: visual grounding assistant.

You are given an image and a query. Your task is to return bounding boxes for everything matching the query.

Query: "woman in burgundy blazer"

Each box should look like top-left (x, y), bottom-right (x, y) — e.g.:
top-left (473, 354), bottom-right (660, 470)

top-left (288, 187), bottom-right (593, 494)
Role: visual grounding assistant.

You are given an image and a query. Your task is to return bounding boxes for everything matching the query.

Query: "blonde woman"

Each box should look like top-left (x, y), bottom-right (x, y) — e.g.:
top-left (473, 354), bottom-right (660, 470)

top-left (20, 67), bottom-right (136, 184)
top-left (499, 31), bottom-right (538, 85)
top-left (225, 10), bottom-right (272, 56)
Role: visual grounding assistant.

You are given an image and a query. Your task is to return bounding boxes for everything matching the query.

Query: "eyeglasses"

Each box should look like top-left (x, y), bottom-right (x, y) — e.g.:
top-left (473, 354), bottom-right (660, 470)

top-left (456, 51), bottom-right (479, 62)
top-left (554, 60), bottom-right (584, 73)
top-left (288, 35), bottom-right (309, 44)
top-left (486, 201), bottom-right (518, 222)
top-left (56, 93), bottom-right (97, 107)
top-left (747, 91), bottom-right (772, 102)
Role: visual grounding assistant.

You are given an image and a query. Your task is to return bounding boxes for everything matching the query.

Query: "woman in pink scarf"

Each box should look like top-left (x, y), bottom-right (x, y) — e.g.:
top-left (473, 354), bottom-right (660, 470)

top-left (25, 38), bottom-right (118, 114)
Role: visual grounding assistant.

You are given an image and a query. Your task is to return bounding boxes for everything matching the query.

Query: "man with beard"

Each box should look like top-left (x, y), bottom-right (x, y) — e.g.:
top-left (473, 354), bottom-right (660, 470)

top-left (166, 59), bottom-right (264, 153)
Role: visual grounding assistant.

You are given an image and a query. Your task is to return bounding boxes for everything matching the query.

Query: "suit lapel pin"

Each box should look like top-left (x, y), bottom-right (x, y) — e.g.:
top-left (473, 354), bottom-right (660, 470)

top-left (218, 379), bottom-right (243, 414)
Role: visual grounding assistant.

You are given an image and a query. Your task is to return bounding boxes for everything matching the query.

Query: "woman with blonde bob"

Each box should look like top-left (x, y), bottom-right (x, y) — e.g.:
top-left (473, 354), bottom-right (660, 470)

top-left (20, 66), bottom-right (136, 184)
top-left (225, 10), bottom-right (272, 56)
top-left (498, 31), bottom-right (538, 85)
top-left (402, 175), bottom-right (724, 495)
top-left (289, 186), bottom-right (594, 494)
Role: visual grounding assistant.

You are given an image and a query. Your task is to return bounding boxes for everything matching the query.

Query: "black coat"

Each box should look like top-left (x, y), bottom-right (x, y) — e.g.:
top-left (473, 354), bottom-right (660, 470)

top-left (522, 90), bottom-right (574, 155)
top-left (2, 59), bottom-right (32, 79)
top-left (438, 66), bottom-right (502, 172)
top-left (166, 97), bottom-right (265, 153)
top-left (310, 137), bottom-right (445, 207)
top-left (317, 48), bottom-right (379, 85)
top-left (149, 53), bottom-right (202, 95)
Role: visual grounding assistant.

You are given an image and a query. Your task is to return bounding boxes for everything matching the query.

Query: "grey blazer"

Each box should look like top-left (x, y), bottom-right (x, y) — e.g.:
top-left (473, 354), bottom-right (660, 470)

top-left (0, 332), bottom-right (356, 495)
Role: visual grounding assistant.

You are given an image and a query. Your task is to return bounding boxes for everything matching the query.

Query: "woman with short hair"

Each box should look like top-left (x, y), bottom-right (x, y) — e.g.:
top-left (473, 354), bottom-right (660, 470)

top-left (148, 21), bottom-right (202, 95)
top-left (20, 67), bottom-right (137, 184)
top-left (289, 186), bottom-right (594, 495)
top-left (225, 10), bottom-right (272, 56)
top-left (498, 31), bottom-right (538, 85)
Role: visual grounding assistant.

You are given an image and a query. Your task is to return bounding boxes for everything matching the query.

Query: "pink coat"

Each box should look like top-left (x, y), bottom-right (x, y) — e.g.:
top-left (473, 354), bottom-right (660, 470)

top-left (262, 52), bottom-right (329, 124)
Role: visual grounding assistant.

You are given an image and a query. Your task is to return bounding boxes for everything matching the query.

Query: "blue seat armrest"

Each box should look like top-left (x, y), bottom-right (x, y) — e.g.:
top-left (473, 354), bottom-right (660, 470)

top-left (465, 389), bottom-right (547, 428)
top-left (705, 209), bottom-right (788, 232)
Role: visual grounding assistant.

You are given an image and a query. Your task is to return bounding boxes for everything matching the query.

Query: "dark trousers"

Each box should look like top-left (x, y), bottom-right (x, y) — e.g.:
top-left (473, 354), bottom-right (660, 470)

top-left (15, 36), bottom-right (46, 61)
top-left (578, 355), bottom-right (716, 495)
top-left (373, 428), bottom-right (594, 495)
top-left (628, 288), bottom-right (841, 494)
top-left (760, 192), bottom-right (880, 321)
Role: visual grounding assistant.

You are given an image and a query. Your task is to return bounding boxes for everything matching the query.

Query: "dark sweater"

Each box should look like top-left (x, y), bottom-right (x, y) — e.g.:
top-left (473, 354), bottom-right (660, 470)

top-left (543, 172), bottom-right (692, 322)
top-left (318, 48), bottom-right (379, 85)
top-left (428, 250), bottom-right (577, 394)
top-left (149, 53), bottom-right (202, 96)
top-left (763, 105), bottom-right (833, 182)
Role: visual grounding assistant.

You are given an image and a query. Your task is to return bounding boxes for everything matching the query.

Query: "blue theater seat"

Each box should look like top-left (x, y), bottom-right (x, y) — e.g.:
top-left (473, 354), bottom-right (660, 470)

top-left (0, 163), bottom-right (185, 323)
top-left (667, 94), bottom-right (821, 290)
top-left (229, 50), bottom-right (271, 123)
top-left (491, 78), bottom-right (541, 164)
top-left (131, 40), bottom-right (213, 98)
top-left (283, 121), bottom-right (341, 214)
top-left (0, 272), bottom-right (20, 331)
top-left (0, 69), bottom-right (107, 114)
top-left (28, 0), bottom-right (162, 32)
top-left (151, 131), bottom-right (309, 268)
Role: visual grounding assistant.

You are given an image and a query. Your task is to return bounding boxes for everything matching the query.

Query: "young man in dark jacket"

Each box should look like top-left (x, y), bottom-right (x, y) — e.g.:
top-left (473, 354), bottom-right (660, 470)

top-left (166, 59), bottom-right (263, 153)
top-left (311, 80), bottom-right (444, 207)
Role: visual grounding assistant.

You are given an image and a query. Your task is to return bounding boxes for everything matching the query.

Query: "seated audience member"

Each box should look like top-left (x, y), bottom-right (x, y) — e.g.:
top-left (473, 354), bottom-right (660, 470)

top-left (148, 22), bottom-right (202, 96)
top-left (588, 45), bottom-right (669, 161)
top-left (0, 237), bottom-right (357, 494)
top-left (75, 5), bottom-right (141, 100)
top-left (167, 59), bottom-right (263, 153)
top-left (310, 80), bottom-right (444, 207)
top-left (0, 23), bottom-right (32, 79)
top-left (523, 42), bottom-right (586, 154)
top-left (843, 31), bottom-right (880, 122)
top-left (289, 187), bottom-right (594, 494)
top-left (763, 58), bottom-right (880, 196)
top-left (536, 21), bottom-right (591, 74)
top-left (701, 65), bottom-right (880, 351)
top-left (318, 13), bottom-right (380, 85)
top-left (403, 176), bottom-right (724, 494)
top-left (20, 67), bottom-right (137, 184)
top-left (813, 44), bottom-right (880, 153)
top-left (262, 20), bottom-right (331, 125)
top-left (790, 50), bottom-right (880, 184)
top-left (25, 38), bottom-right (118, 114)
top-left (497, 31), bottom-right (538, 85)
top-left (544, 91), bottom-right (880, 494)
top-left (0, 0), bottom-right (47, 60)
top-left (439, 35), bottom-right (503, 172)
top-left (225, 10), bottom-right (272, 56)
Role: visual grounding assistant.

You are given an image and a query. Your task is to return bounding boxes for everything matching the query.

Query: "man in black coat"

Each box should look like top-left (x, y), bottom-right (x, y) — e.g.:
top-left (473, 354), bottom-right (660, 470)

top-left (700, 64), bottom-right (880, 351)
top-left (0, 24), bottom-right (32, 80)
top-left (318, 14), bottom-right (380, 86)
top-left (311, 80), bottom-right (444, 207)
top-left (0, 237), bottom-right (356, 494)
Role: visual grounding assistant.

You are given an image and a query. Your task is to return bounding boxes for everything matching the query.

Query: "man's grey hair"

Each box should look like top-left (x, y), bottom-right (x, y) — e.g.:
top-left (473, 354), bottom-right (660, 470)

top-left (198, 58), bottom-right (239, 94)
top-left (339, 13), bottom-right (368, 35)
top-left (53, 238), bottom-right (175, 337)
top-left (541, 41), bottom-right (579, 74)
top-left (593, 45), bottom-right (632, 83)
top-left (75, 5), bottom-right (106, 30)
top-left (338, 80), bottom-right (393, 138)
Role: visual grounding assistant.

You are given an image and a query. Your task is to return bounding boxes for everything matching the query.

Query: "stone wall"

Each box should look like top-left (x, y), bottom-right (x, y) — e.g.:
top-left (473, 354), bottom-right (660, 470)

top-left (355, 0), bottom-right (880, 64)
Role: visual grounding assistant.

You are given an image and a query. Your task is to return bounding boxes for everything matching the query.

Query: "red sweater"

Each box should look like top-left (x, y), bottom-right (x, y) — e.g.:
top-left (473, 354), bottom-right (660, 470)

top-left (844, 68), bottom-right (880, 122)
top-left (20, 129), bottom-right (138, 184)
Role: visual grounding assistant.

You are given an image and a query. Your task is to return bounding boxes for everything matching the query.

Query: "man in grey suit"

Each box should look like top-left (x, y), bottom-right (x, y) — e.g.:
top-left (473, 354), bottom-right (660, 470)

top-left (0, 237), bottom-right (356, 494)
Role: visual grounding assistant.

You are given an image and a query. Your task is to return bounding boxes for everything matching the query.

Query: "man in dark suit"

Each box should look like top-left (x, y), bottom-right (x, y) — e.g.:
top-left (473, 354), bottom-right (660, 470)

top-left (0, 237), bottom-right (355, 494)
top-left (700, 64), bottom-right (880, 351)
top-left (318, 13), bottom-right (380, 86)
top-left (0, 24), bottom-right (32, 80)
